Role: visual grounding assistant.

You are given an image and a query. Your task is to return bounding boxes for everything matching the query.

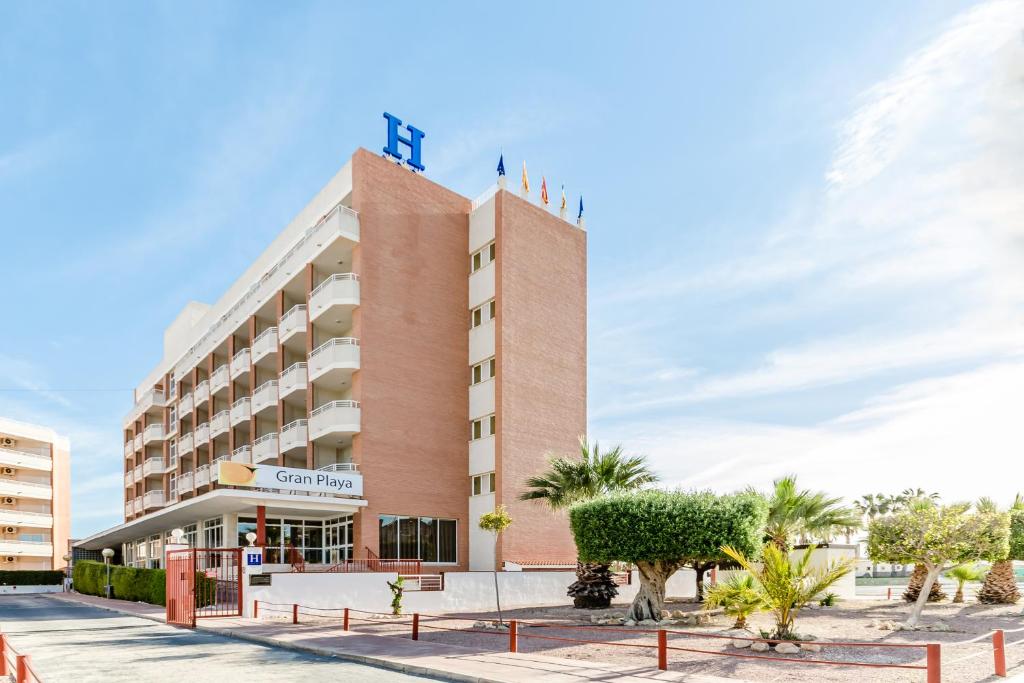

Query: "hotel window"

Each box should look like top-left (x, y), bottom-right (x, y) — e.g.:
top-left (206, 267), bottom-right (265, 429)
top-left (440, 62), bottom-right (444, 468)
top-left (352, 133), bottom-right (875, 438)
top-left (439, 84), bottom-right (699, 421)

top-left (183, 523), bottom-right (198, 548)
top-left (203, 517), bottom-right (223, 549)
top-left (471, 358), bottom-right (496, 385)
top-left (470, 242), bottom-right (495, 273)
top-left (471, 472), bottom-right (496, 496)
top-left (470, 414), bottom-right (496, 440)
top-left (378, 515), bottom-right (457, 563)
top-left (470, 299), bottom-right (495, 329)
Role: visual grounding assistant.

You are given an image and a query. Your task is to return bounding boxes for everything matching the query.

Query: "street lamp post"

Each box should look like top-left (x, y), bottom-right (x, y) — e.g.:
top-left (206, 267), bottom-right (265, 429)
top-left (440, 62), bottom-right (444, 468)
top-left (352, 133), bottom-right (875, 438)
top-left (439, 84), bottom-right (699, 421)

top-left (101, 548), bottom-right (114, 599)
top-left (62, 554), bottom-right (71, 592)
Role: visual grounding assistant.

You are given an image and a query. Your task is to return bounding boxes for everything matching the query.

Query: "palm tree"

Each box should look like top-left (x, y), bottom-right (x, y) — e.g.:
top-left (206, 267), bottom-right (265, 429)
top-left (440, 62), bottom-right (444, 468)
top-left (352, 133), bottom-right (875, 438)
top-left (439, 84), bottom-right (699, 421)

top-left (945, 565), bottom-right (986, 603)
top-left (703, 574), bottom-right (766, 630)
top-left (894, 488), bottom-right (940, 510)
top-left (760, 476), bottom-right (861, 552)
top-left (855, 493), bottom-right (895, 577)
top-left (520, 437), bottom-right (658, 608)
top-left (977, 494), bottom-right (1022, 605)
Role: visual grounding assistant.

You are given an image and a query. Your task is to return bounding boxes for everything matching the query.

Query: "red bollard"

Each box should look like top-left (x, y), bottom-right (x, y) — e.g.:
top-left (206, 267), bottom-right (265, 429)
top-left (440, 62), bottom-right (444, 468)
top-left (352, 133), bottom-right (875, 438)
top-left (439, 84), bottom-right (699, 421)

top-left (412, 613), bottom-right (419, 641)
top-left (292, 604), bottom-right (298, 625)
top-left (343, 607), bottom-right (350, 631)
top-left (16, 654), bottom-right (30, 683)
top-left (887, 587), bottom-right (892, 600)
top-left (253, 600), bottom-right (259, 619)
top-left (994, 629), bottom-right (1007, 677)
top-left (658, 630), bottom-right (668, 671)
top-left (509, 620), bottom-right (518, 653)
top-left (926, 643), bottom-right (941, 683)
top-left (0, 634), bottom-right (7, 676)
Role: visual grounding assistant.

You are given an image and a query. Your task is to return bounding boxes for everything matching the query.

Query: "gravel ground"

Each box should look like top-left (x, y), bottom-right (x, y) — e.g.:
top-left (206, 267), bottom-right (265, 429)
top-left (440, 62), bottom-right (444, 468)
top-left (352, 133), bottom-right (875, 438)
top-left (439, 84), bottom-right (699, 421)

top-left (261, 598), bottom-right (1024, 682)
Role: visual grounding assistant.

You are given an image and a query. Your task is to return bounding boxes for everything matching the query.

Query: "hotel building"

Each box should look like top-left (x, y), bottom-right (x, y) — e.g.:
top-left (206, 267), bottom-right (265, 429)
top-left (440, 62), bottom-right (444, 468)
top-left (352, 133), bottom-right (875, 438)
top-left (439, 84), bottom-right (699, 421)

top-left (77, 149), bottom-right (586, 572)
top-left (0, 417), bottom-right (71, 570)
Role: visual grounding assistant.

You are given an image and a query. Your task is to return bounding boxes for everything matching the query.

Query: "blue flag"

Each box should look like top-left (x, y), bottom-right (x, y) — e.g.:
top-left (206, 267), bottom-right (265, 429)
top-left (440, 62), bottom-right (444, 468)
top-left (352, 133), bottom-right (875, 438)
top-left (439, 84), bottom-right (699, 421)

top-left (497, 153), bottom-right (505, 177)
top-left (577, 196), bottom-right (584, 220)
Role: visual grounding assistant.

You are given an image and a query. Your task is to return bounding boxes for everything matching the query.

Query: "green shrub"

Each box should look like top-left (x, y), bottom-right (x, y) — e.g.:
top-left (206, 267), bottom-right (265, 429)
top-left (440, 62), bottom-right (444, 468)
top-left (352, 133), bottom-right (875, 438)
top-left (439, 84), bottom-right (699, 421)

top-left (73, 560), bottom-right (223, 608)
top-left (0, 570), bottom-right (64, 586)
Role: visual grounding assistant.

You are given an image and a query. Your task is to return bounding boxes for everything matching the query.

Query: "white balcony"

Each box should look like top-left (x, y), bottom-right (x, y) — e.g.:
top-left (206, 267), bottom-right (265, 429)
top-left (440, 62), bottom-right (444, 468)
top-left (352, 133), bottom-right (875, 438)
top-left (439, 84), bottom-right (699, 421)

top-left (0, 479), bottom-right (52, 500)
top-left (142, 423), bottom-right (165, 445)
top-left (179, 391), bottom-right (194, 415)
top-left (179, 431), bottom-right (194, 455)
top-left (210, 365), bottom-right (229, 396)
top-left (178, 471), bottom-right (194, 494)
top-left (210, 411), bottom-right (230, 438)
top-left (0, 448), bottom-right (52, 472)
top-left (142, 457), bottom-right (164, 478)
top-left (133, 497), bottom-right (143, 514)
top-left (0, 509), bottom-right (53, 529)
top-left (309, 273), bottom-right (360, 327)
top-left (143, 490), bottom-right (165, 509)
top-left (194, 380), bottom-right (210, 407)
top-left (279, 362), bottom-right (307, 400)
top-left (309, 400), bottom-right (361, 443)
top-left (0, 539), bottom-right (54, 557)
top-left (279, 304), bottom-right (307, 344)
top-left (230, 348), bottom-right (251, 379)
top-left (124, 470), bottom-right (133, 488)
top-left (230, 446), bottom-right (251, 464)
top-left (133, 464), bottom-right (143, 481)
top-left (123, 441), bottom-right (133, 458)
top-left (469, 319), bottom-right (496, 365)
top-left (308, 337), bottom-right (360, 385)
top-left (195, 422), bottom-right (210, 444)
top-left (252, 327), bottom-right (278, 365)
top-left (133, 433), bottom-right (143, 451)
top-left (210, 455), bottom-right (228, 481)
top-left (230, 397), bottom-right (252, 426)
top-left (253, 381), bottom-right (278, 415)
top-left (252, 433), bottom-right (278, 463)
top-left (194, 464), bottom-right (210, 488)
top-left (280, 419), bottom-right (308, 453)
top-left (125, 501), bottom-right (134, 518)
top-left (125, 387), bottom-right (168, 425)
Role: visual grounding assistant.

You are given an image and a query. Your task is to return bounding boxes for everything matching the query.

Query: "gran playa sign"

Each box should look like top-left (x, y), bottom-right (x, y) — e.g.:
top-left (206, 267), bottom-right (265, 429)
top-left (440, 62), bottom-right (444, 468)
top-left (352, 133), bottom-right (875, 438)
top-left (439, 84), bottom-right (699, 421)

top-left (218, 462), bottom-right (363, 496)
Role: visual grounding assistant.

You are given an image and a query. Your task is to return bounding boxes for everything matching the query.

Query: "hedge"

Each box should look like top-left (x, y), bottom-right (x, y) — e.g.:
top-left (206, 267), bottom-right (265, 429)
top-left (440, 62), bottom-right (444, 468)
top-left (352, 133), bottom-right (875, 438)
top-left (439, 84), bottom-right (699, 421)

top-left (0, 570), bottom-right (64, 586)
top-left (73, 560), bottom-right (216, 607)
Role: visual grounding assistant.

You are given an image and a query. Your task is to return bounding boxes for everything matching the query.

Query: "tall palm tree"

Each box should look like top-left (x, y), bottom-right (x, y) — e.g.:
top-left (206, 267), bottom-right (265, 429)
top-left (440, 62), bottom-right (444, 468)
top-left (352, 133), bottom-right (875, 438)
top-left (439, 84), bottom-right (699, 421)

top-left (521, 437), bottom-right (658, 608)
top-left (760, 476), bottom-right (861, 552)
top-left (855, 493), bottom-right (895, 577)
top-left (977, 494), bottom-right (1022, 605)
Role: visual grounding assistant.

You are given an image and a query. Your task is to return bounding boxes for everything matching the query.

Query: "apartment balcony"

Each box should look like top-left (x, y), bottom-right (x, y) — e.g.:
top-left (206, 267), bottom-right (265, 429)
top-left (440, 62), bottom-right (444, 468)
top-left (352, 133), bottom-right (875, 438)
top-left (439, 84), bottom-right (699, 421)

top-left (309, 273), bottom-right (360, 328)
top-left (308, 337), bottom-right (360, 385)
top-left (253, 381), bottom-right (278, 415)
top-left (0, 509), bottom-right (53, 529)
top-left (179, 391), bottom-right (194, 415)
top-left (133, 497), bottom-right (143, 514)
top-left (210, 455), bottom-right (228, 481)
top-left (230, 397), bottom-right (251, 426)
top-left (142, 423), bottom-right (165, 445)
top-left (133, 464), bottom-right (143, 481)
top-left (210, 365), bottom-right (229, 396)
top-left (0, 447), bottom-right (52, 472)
top-left (133, 433), bottom-right (143, 452)
top-left (230, 446), bottom-right (251, 464)
top-left (0, 478), bottom-right (52, 500)
top-left (142, 457), bottom-right (165, 478)
top-left (124, 501), bottom-right (133, 518)
top-left (194, 380), bottom-right (210, 407)
top-left (125, 387), bottom-right (168, 425)
top-left (179, 431), bottom-right (194, 455)
top-left (280, 419), bottom-right (308, 453)
top-left (210, 411), bottom-right (230, 438)
top-left (143, 490), bottom-right (165, 509)
top-left (252, 433), bottom-right (278, 463)
top-left (279, 362), bottom-right (308, 401)
top-left (124, 470), bottom-right (133, 488)
top-left (178, 471), bottom-right (194, 494)
top-left (194, 464), bottom-right (210, 488)
top-left (124, 441), bottom-right (133, 458)
top-left (195, 422), bottom-right (210, 444)
top-left (0, 539), bottom-right (54, 557)
top-left (252, 327), bottom-right (278, 365)
top-left (279, 304), bottom-right (307, 345)
top-left (309, 400), bottom-right (361, 443)
top-left (230, 348), bottom-right (251, 379)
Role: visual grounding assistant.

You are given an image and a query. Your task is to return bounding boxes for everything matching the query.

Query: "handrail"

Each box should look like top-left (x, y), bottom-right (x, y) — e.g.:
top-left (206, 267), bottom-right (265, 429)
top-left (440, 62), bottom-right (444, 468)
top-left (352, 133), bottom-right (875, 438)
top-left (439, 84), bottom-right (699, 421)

top-left (211, 365), bottom-right (229, 381)
top-left (232, 347), bottom-right (250, 362)
top-left (282, 361), bottom-right (308, 374)
top-left (254, 326), bottom-right (278, 343)
top-left (0, 479), bottom-right (51, 490)
top-left (0, 631), bottom-right (44, 683)
top-left (281, 419), bottom-right (308, 433)
top-left (254, 432), bottom-right (278, 445)
top-left (311, 272), bottom-right (359, 297)
top-left (0, 447), bottom-right (52, 466)
top-left (311, 337), bottom-right (360, 357)
top-left (317, 462), bottom-right (358, 472)
top-left (311, 400), bottom-right (360, 417)
top-left (195, 380), bottom-right (209, 392)
top-left (0, 509), bottom-right (52, 519)
top-left (281, 304), bottom-right (307, 322)
top-left (232, 396), bottom-right (251, 409)
top-left (212, 410), bottom-right (229, 420)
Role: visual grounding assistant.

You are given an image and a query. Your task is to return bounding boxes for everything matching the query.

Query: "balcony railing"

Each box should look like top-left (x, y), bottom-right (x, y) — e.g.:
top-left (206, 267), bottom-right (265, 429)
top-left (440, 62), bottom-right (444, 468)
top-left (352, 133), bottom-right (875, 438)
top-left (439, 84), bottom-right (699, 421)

top-left (280, 419), bottom-right (308, 453)
top-left (309, 273), bottom-right (360, 323)
top-left (253, 380), bottom-right (278, 414)
top-left (0, 509), bottom-right (54, 528)
top-left (142, 458), bottom-right (164, 478)
top-left (179, 431), bottom-right (194, 455)
top-left (143, 490), bottom-right (165, 509)
top-left (210, 365), bottom-right (229, 395)
top-left (308, 337), bottom-right (360, 382)
top-left (210, 455), bottom-right (227, 481)
top-left (125, 387), bottom-right (168, 425)
top-left (142, 423), bottom-right (164, 444)
top-left (124, 470), bottom-right (133, 487)
top-left (231, 445), bottom-right (252, 464)
top-left (230, 348), bottom-right (251, 378)
top-left (133, 497), bottom-right (143, 514)
top-left (309, 400), bottom-right (361, 442)
top-left (210, 411), bottom-right (230, 437)
top-left (124, 441), bottom-right (133, 458)
top-left (179, 471), bottom-right (193, 493)
top-left (179, 391), bottom-right (194, 415)
top-left (132, 464), bottom-right (143, 481)
top-left (252, 433), bottom-right (278, 463)
top-left (194, 464), bottom-right (210, 487)
top-left (0, 478), bottom-right (52, 499)
top-left (0, 448), bottom-right (52, 472)
top-left (125, 502), bottom-right (133, 518)
top-left (279, 304), bottom-right (307, 343)
top-left (279, 362), bottom-right (307, 399)
top-left (195, 422), bottom-right (210, 444)
top-left (252, 327), bottom-right (278, 363)
top-left (230, 397), bottom-right (251, 426)
top-left (133, 434), bottom-right (143, 451)
top-left (194, 380), bottom-right (210, 406)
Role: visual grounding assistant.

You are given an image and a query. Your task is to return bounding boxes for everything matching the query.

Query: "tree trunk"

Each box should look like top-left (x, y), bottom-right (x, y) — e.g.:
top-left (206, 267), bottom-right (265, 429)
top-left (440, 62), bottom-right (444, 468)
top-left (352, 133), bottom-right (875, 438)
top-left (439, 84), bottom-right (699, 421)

top-left (693, 562), bottom-right (714, 603)
top-left (953, 585), bottom-right (964, 603)
top-left (903, 564), bottom-right (946, 603)
top-left (906, 565), bottom-right (941, 627)
top-left (630, 560), bottom-right (675, 621)
top-left (977, 560), bottom-right (1021, 605)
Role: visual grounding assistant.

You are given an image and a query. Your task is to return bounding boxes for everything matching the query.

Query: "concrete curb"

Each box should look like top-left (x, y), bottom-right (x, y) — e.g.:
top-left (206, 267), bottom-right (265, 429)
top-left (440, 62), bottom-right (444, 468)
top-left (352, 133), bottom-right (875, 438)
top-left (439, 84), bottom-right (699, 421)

top-left (43, 593), bottom-right (495, 683)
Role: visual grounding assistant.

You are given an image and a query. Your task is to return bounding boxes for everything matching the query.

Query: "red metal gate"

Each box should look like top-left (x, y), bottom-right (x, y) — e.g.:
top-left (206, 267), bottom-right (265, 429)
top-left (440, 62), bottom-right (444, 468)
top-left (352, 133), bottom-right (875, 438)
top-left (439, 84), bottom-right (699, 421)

top-left (166, 548), bottom-right (242, 627)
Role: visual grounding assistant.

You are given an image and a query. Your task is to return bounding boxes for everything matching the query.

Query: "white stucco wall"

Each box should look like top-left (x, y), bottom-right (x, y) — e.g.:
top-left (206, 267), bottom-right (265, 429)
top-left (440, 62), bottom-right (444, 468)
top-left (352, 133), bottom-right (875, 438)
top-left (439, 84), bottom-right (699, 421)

top-left (468, 495), bottom-right (496, 571)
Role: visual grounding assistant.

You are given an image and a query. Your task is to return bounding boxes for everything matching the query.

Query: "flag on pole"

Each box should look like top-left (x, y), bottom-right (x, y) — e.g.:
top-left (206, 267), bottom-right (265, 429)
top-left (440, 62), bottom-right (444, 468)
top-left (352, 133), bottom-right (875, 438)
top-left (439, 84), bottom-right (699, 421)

top-left (521, 161), bottom-right (530, 195)
top-left (559, 185), bottom-right (567, 211)
top-left (497, 153), bottom-right (505, 177)
top-left (577, 196), bottom-right (584, 223)
top-left (540, 177), bottom-right (549, 205)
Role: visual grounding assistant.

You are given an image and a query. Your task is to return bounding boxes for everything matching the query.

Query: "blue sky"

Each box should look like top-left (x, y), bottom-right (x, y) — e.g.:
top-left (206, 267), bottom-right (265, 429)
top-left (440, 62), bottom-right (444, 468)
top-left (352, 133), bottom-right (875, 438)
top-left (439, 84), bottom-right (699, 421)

top-left (2, 1), bottom-right (1022, 536)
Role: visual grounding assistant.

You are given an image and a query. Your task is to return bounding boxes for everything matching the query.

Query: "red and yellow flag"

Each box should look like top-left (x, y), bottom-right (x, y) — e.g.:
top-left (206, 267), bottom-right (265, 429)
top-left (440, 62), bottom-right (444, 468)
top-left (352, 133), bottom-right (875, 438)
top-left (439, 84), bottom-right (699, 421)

top-left (541, 177), bottom-right (549, 205)
top-left (521, 161), bottom-right (530, 194)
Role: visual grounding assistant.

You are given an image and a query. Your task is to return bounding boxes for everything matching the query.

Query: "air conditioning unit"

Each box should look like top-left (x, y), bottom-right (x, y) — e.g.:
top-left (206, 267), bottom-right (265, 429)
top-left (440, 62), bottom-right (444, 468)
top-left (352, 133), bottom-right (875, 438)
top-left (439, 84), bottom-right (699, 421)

top-left (1, 467), bottom-right (15, 476)
top-left (3, 526), bottom-right (15, 534)
top-left (1, 497), bottom-right (15, 506)
top-left (0, 437), bottom-right (15, 448)
top-left (2, 556), bottom-right (15, 564)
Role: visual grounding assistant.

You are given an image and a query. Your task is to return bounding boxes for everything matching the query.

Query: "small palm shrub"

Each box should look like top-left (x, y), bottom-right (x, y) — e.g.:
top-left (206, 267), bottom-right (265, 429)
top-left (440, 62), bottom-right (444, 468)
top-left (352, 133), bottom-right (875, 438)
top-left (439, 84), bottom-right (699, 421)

top-left (945, 564), bottom-right (986, 603)
top-left (703, 574), bottom-right (765, 629)
top-left (818, 592), bottom-right (839, 607)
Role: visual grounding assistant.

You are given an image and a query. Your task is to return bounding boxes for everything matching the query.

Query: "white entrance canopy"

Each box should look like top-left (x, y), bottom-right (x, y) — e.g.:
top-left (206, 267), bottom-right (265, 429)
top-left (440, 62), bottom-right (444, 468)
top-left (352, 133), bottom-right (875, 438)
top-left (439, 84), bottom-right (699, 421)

top-left (75, 489), bottom-right (367, 550)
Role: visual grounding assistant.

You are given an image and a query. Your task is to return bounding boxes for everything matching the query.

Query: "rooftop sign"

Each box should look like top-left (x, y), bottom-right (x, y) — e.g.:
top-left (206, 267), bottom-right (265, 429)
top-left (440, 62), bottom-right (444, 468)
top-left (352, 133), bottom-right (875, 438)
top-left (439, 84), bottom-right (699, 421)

top-left (382, 112), bottom-right (425, 172)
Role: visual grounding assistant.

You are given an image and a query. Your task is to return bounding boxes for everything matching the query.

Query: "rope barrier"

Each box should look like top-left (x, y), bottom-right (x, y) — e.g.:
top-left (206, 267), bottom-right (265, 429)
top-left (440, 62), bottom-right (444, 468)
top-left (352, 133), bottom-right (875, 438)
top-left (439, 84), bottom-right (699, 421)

top-left (665, 643), bottom-right (927, 670)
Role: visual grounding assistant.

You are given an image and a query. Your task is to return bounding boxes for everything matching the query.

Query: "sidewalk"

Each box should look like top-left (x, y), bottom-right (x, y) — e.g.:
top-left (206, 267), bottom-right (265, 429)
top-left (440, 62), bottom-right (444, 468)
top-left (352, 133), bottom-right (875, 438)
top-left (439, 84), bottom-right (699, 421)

top-left (49, 592), bottom-right (744, 683)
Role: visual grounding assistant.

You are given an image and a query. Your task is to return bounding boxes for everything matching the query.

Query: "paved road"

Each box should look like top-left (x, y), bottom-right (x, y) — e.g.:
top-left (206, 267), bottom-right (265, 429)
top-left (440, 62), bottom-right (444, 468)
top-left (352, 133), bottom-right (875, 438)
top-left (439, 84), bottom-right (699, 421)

top-left (0, 594), bottom-right (447, 682)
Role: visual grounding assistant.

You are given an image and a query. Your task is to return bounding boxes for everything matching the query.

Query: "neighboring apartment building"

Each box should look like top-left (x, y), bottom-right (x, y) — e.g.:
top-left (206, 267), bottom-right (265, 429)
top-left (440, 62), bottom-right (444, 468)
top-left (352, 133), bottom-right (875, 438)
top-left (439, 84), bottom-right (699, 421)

top-left (0, 417), bottom-right (71, 571)
top-left (77, 149), bottom-right (586, 572)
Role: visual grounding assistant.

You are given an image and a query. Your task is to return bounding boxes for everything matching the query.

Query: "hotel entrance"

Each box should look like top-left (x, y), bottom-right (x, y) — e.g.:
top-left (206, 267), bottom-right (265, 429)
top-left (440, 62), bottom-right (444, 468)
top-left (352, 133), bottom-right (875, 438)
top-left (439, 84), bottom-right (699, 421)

top-left (236, 514), bottom-right (354, 565)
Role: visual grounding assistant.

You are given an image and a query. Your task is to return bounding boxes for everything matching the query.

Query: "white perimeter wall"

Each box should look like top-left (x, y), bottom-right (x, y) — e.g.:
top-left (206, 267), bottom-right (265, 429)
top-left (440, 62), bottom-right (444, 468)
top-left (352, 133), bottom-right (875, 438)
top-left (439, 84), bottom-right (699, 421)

top-left (245, 569), bottom-right (697, 617)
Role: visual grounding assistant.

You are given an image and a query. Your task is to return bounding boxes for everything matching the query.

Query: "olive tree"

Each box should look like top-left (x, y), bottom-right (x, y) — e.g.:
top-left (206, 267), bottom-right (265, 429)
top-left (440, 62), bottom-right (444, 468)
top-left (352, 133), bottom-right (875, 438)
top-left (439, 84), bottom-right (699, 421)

top-left (570, 490), bottom-right (767, 621)
top-left (868, 503), bottom-right (1009, 626)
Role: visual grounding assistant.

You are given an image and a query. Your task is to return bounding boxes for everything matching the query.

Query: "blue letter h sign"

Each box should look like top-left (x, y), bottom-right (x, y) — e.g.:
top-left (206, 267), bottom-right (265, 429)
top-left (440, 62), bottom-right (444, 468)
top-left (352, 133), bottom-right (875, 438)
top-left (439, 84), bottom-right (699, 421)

top-left (382, 112), bottom-right (425, 172)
